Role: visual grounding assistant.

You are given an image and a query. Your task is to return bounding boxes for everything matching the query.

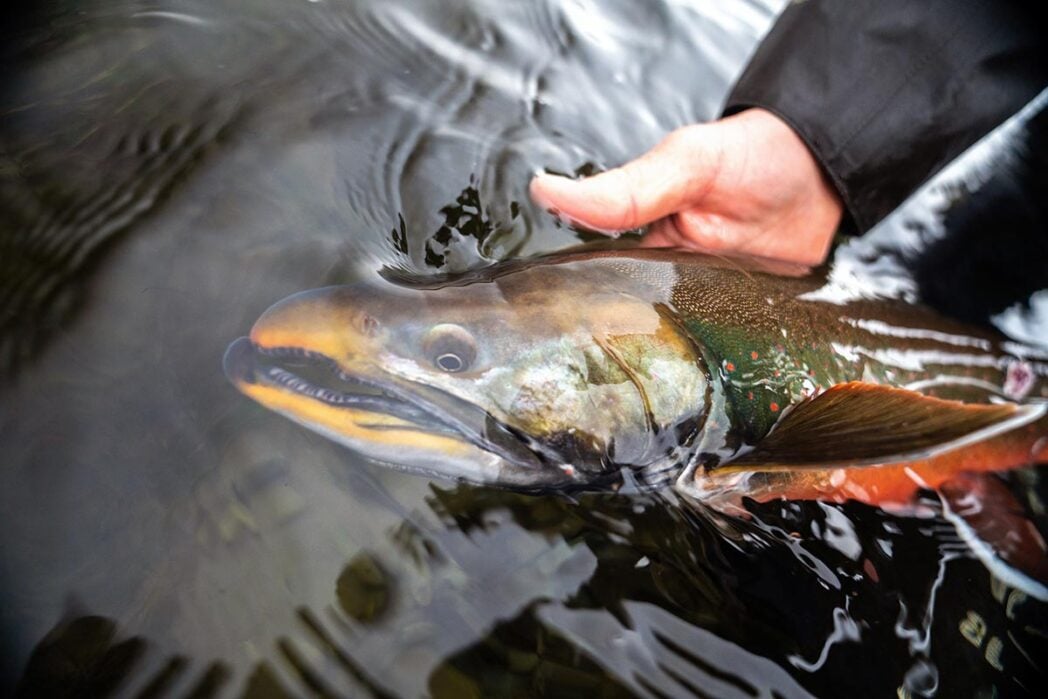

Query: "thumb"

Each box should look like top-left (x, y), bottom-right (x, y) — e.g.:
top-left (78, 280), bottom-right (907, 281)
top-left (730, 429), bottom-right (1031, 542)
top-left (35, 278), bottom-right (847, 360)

top-left (529, 127), bottom-right (720, 231)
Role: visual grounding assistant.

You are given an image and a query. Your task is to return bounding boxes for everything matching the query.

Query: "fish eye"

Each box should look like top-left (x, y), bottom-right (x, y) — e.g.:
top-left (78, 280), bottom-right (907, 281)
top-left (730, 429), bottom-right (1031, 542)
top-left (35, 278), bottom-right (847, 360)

top-left (435, 353), bottom-right (464, 372)
top-left (422, 323), bottom-right (477, 373)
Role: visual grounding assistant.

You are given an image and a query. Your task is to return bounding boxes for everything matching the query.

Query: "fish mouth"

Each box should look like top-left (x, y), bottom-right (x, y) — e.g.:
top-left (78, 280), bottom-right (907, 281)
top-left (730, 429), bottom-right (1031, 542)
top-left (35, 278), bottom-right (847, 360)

top-left (223, 337), bottom-right (454, 434)
top-left (222, 337), bottom-right (545, 476)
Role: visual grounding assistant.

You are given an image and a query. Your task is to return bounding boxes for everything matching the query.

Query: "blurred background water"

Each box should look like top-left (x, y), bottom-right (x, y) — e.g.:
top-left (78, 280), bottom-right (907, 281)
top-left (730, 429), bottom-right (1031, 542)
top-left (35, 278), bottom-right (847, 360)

top-left (1, 1), bottom-right (1045, 696)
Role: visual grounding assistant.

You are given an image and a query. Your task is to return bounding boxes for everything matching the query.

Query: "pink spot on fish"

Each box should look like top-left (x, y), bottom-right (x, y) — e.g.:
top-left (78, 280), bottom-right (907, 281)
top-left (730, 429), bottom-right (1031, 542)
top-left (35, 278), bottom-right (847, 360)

top-left (1003, 361), bottom-right (1034, 401)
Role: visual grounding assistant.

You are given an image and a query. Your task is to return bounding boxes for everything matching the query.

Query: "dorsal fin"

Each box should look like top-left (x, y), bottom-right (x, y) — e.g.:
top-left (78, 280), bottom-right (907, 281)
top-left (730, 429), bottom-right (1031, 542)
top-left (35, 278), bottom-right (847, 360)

top-left (725, 382), bottom-right (1044, 470)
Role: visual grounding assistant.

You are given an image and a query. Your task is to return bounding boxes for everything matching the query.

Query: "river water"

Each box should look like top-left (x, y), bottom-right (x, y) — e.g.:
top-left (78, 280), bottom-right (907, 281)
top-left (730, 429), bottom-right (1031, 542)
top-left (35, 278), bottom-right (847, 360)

top-left (1, 1), bottom-right (1045, 697)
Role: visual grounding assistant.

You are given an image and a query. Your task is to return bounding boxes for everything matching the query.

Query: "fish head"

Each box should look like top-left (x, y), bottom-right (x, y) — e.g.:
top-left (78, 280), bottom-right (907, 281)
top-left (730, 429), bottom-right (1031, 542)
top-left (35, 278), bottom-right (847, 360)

top-left (223, 263), bottom-right (711, 489)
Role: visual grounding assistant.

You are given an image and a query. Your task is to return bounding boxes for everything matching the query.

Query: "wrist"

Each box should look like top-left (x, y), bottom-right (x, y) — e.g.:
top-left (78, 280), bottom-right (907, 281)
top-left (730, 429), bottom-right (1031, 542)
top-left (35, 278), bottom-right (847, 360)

top-left (730, 107), bottom-right (844, 223)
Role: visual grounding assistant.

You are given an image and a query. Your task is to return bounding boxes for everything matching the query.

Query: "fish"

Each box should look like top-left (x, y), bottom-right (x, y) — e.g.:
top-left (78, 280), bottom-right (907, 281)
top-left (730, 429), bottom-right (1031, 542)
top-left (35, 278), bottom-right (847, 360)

top-left (223, 248), bottom-right (1048, 584)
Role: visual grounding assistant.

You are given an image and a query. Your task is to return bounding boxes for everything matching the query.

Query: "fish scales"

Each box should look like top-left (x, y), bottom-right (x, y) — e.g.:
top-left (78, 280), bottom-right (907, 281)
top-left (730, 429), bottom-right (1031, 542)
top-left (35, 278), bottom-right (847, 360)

top-left (664, 260), bottom-right (1044, 445)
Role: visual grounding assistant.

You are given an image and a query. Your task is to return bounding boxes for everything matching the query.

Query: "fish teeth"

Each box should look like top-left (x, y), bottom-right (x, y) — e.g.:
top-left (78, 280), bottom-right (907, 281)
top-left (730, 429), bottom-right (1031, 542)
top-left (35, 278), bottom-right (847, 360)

top-left (262, 352), bottom-right (399, 406)
top-left (267, 364), bottom-right (371, 407)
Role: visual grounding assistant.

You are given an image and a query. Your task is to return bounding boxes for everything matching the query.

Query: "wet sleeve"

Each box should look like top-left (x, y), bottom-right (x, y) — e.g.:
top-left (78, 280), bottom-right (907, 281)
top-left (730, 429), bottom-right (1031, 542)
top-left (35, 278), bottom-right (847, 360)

top-left (722, 0), bottom-right (1048, 233)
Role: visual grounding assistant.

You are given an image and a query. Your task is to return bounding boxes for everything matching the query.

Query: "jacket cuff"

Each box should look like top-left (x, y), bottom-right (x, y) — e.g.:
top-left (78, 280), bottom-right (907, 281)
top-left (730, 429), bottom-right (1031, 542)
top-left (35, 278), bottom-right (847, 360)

top-left (720, 0), bottom-right (1048, 234)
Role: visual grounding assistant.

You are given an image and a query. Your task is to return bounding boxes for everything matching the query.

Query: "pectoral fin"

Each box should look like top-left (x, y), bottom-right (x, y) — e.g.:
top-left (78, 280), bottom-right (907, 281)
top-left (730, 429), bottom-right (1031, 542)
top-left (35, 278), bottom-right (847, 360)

top-left (726, 382), bottom-right (1044, 471)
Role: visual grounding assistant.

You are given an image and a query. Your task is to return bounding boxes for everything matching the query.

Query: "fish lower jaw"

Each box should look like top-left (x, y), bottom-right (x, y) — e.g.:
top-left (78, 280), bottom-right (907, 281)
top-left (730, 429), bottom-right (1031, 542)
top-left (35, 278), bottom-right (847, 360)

top-left (286, 411), bottom-right (507, 481)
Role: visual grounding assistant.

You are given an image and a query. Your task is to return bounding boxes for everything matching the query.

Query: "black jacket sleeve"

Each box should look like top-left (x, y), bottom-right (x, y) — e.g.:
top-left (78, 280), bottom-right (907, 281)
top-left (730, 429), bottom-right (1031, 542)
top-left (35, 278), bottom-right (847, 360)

top-left (723, 1), bottom-right (1048, 233)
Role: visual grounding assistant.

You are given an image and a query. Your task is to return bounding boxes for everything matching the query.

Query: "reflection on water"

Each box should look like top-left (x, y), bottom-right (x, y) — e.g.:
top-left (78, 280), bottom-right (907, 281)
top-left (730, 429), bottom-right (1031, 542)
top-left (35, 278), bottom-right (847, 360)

top-left (13, 487), bottom-right (1048, 697)
top-left (1, 0), bottom-right (1045, 697)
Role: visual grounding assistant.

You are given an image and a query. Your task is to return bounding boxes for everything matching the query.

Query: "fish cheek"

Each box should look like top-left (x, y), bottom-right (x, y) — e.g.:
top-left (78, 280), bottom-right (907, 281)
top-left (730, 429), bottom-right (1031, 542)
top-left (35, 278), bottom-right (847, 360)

top-left (502, 362), bottom-right (589, 433)
top-left (492, 358), bottom-right (603, 452)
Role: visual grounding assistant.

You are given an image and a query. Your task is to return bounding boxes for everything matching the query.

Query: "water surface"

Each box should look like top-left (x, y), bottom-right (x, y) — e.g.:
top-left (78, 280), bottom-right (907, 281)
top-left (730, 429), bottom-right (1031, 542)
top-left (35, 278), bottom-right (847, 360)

top-left (1, 1), bottom-right (1045, 696)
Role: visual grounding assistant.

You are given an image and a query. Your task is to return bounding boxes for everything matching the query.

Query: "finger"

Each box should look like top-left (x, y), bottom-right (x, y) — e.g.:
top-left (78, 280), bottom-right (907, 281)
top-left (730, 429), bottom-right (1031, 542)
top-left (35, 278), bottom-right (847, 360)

top-left (644, 212), bottom-right (730, 254)
top-left (529, 129), bottom-right (716, 231)
top-left (644, 217), bottom-right (734, 256)
top-left (640, 218), bottom-right (688, 248)
top-left (644, 218), bottom-right (810, 276)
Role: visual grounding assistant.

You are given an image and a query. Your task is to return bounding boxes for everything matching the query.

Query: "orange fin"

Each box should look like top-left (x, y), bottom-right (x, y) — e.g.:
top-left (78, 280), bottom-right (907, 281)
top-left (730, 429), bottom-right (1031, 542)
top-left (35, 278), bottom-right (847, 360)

top-left (940, 473), bottom-right (1048, 600)
top-left (726, 382), bottom-right (1045, 471)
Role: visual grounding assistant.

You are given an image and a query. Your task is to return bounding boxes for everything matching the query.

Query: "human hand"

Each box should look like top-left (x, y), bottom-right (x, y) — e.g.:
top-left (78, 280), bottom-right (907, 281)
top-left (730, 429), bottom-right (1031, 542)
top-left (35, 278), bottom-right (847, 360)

top-left (530, 108), bottom-right (844, 266)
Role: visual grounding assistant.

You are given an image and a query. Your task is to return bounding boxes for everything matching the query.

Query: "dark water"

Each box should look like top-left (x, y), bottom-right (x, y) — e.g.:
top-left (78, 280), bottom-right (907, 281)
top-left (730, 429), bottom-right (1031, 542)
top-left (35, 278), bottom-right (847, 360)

top-left (1, 1), bottom-right (1045, 697)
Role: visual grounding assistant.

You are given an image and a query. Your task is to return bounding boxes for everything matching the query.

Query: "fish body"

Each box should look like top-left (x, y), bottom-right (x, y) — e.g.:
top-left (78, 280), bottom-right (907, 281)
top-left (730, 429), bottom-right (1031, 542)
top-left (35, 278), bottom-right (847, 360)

top-left (224, 248), bottom-right (1048, 512)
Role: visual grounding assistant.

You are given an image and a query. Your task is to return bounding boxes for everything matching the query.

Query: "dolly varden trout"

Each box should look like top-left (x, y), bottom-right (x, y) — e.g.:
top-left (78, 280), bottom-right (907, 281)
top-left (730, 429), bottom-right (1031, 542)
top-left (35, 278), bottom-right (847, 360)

top-left (224, 249), bottom-right (1048, 517)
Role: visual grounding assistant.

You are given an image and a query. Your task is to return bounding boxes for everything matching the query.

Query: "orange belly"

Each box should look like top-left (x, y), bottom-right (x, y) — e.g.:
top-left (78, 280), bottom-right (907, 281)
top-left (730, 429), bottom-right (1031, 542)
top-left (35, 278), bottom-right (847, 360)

top-left (753, 417), bottom-right (1048, 508)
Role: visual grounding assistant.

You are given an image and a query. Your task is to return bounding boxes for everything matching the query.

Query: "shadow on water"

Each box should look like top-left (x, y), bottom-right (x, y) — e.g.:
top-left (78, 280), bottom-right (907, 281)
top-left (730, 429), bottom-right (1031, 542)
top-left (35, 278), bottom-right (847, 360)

top-left (14, 483), bottom-right (1048, 697)
top-left (3, 0), bottom-right (1048, 697)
